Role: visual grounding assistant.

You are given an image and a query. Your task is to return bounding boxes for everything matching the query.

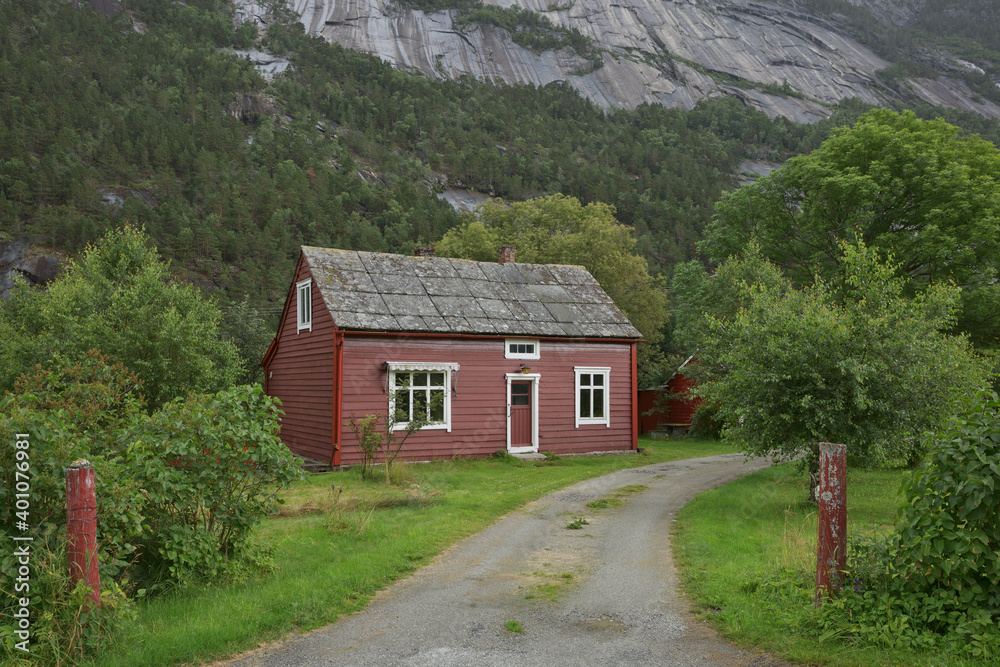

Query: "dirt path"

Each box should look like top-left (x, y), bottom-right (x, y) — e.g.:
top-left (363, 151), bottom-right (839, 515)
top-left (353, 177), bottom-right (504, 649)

top-left (220, 454), bottom-right (790, 667)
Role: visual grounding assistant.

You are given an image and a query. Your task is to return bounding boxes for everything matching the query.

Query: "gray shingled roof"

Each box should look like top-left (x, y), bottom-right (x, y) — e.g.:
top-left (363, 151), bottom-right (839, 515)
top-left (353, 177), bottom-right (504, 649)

top-left (301, 247), bottom-right (642, 339)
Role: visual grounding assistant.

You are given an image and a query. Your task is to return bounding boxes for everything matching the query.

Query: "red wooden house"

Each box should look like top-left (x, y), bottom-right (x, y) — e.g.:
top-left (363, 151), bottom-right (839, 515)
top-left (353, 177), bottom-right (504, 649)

top-left (262, 245), bottom-right (643, 466)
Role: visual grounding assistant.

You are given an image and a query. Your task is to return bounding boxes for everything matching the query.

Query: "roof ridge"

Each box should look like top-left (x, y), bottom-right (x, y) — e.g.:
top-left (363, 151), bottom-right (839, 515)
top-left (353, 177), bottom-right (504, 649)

top-left (346, 247), bottom-right (588, 272)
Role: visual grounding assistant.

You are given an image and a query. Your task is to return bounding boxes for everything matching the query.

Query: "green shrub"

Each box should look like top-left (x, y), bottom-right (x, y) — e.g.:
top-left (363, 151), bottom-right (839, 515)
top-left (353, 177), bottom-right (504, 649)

top-left (128, 384), bottom-right (303, 588)
top-left (818, 391), bottom-right (1000, 660)
top-left (0, 357), bottom-right (303, 660)
top-left (894, 391), bottom-right (1000, 623)
top-left (0, 353), bottom-right (146, 581)
top-left (11, 350), bottom-right (146, 449)
top-left (348, 413), bottom-right (385, 480)
top-left (0, 354), bottom-right (145, 664)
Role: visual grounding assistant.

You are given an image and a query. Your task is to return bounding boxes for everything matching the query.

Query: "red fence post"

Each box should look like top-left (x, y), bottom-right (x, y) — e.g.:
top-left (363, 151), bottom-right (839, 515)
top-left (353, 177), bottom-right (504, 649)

top-left (815, 442), bottom-right (847, 605)
top-left (65, 459), bottom-right (100, 609)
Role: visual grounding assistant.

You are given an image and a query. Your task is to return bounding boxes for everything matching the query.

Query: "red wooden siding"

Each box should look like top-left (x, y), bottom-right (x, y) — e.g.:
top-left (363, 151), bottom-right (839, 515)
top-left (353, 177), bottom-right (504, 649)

top-left (637, 372), bottom-right (702, 433)
top-left (336, 335), bottom-right (635, 463)
top-left (667, 373), bottom-right (701, 426)
top-left (264, 260), bottom-right (335, 462)
top-left (638, 390), bottom-right (667, 434)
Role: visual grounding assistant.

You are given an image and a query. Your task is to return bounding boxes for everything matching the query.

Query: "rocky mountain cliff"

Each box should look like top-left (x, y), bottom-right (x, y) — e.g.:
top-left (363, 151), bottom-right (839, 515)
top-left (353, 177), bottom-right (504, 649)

top-left (843, 0), bottom-right (924, 26)
top-left (238, 0), bottom-right (1000, 123)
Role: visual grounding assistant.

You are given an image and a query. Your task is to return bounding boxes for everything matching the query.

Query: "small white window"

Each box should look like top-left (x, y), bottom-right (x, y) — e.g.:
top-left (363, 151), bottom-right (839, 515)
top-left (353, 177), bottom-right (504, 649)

top-left (297, 279), bottom-right (312, 333)
top-left (575, 367), bottom-right (611, 428)
top-left (385, 362), bottom-right (459, 432)
top-left (505, 338), bottom-right (540, 360)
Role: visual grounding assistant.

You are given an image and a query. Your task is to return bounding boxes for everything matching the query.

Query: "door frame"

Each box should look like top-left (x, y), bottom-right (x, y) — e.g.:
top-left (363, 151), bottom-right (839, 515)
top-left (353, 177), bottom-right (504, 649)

top-left (506, 373), bottom-right (539, 453)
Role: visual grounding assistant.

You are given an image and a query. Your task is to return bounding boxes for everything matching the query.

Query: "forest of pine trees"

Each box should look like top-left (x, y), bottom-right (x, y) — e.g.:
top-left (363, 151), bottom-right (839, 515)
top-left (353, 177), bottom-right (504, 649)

top-left (2, 0), bottom-right (998, 330)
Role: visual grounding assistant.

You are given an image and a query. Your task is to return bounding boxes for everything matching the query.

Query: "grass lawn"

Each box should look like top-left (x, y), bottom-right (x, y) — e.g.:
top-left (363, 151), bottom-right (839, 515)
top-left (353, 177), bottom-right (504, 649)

top-left (673, 463), bottom-right (993, 667)
top-left (93, 437), bottom-right (732, 667)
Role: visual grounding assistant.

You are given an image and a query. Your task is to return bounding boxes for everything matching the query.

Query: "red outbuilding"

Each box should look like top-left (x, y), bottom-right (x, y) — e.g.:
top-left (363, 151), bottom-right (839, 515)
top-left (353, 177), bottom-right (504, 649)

top-left (262, 245), bottom-right (643, 466)
top-left (638, 355), bottom-right (702, 436)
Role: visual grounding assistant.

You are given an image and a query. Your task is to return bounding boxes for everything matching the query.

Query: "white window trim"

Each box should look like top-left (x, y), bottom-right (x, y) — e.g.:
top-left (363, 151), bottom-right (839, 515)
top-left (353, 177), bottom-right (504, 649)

top-left (504, 338), bottom-right (540, 360)
top-left (506, 372), bottom-right (539, 454)
top-left (296, 279), bottom-right (312, 333)
top-left (385, 361), bottom-right (461, 373)
top-left (386, 362), bottom-right (459, 433)
top-left (574, 366), bottom-right (611, 428)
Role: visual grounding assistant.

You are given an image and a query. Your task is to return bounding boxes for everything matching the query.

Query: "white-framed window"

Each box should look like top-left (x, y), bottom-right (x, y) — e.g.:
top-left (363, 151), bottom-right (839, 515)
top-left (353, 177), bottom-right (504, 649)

top-left (574, 367), bottom-right (611, 427)
top-left (505, 338), bottom-right (540, 360)
top-left (296, 279), bottom-right (312, 333)
top-left (386, 362), bottom-right (459, 432)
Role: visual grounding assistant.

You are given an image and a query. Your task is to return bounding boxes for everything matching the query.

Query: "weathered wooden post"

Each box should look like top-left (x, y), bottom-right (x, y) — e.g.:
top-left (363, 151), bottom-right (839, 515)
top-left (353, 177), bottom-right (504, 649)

top-left (815, 442), bottom-right (847, 605)
top-left (65, 459), bottom-right (100, 609)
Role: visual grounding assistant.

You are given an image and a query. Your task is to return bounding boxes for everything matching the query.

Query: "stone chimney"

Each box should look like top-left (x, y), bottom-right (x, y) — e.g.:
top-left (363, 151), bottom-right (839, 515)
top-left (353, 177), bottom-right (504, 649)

top-left (498, 245), bottom-right (515, 264)
top-left (415, 245), bottom-right (435, 258)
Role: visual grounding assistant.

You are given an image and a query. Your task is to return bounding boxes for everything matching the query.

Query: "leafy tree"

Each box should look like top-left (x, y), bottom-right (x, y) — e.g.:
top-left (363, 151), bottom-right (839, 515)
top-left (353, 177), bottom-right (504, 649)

top-left (438, 194), bottom-right (668, 339)
top-left (219, 297), bottom-right (276, 385)
top-left (437, 195), bottom-right (670, 381)
top-left (703, 109), bottom-right (1000, 350)
top-left (0, 226), bottom-right (239, 406)
top-left (669, 242), bottom-right (788, 355)
top-left (695, 242), bottom-right (990, 501)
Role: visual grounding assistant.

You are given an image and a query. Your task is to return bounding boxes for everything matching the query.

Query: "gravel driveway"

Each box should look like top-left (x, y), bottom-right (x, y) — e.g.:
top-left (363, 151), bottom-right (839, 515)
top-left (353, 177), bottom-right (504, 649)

top-left (220, 454), bottom-right (789, 667)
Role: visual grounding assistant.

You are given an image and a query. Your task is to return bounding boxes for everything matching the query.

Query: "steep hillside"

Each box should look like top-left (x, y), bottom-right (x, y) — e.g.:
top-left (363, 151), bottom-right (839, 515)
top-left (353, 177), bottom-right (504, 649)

top-left (256, 0), bottom-right (1000, 122)
top-left (812, 0), bottom-right (1000, 114)
top-left (0, 0), bottom-right (802, 300)
top-left (2, 0), bottom-right (998, 312)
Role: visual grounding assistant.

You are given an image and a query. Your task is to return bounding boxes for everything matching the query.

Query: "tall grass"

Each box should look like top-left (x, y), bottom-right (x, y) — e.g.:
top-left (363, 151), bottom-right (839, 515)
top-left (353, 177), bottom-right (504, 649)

top-left (673, 463), bottom-right (990, 667)
top-left (91, 437), bottom-right (731, 666)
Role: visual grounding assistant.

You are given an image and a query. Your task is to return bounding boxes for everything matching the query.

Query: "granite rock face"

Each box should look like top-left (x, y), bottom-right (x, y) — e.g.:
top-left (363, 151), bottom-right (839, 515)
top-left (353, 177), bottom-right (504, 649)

top-left (270, 0), bottom-right (892, 123)
top-left (1, 240), bottom-right (64, 300)
top-left (238, 0), bottom-right (997, 122)
top-left (436, 188), bottom-right (489, 213)
top-left (843, 0), bottom-right (926, 26)
top-left (226, 50), bottom-right (292, 80)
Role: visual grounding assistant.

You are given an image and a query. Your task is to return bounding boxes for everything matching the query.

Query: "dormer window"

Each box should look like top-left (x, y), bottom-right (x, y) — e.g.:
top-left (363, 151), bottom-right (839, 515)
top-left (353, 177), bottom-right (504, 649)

top-left (297, 279), bottom-right (312, 332)
top-left (505, 339), bottom-right (539, 360)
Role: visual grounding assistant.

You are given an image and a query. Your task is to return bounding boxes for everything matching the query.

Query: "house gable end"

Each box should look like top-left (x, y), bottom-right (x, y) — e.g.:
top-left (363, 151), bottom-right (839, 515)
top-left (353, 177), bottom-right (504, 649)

top-left (264, 252), bottom-right (337, 463)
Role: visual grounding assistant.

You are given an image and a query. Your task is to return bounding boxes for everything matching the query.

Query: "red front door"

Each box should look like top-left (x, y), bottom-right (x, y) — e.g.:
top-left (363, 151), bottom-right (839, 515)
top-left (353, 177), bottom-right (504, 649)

top-left (510, 381), bottom-right (532, 447)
